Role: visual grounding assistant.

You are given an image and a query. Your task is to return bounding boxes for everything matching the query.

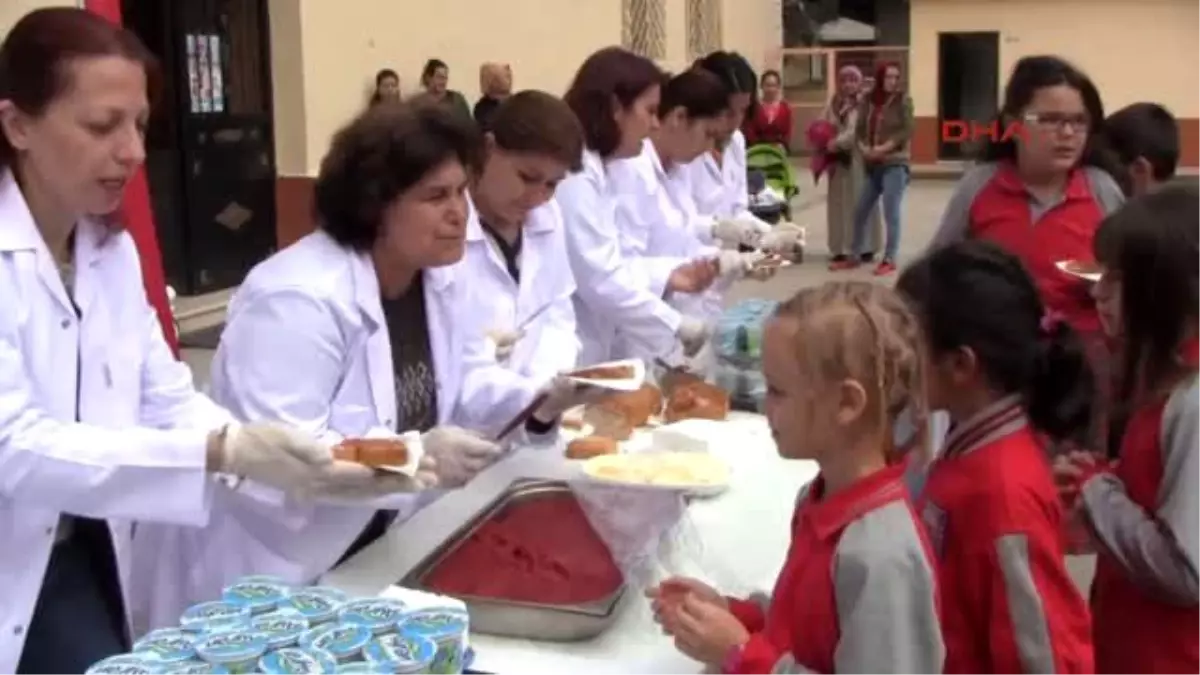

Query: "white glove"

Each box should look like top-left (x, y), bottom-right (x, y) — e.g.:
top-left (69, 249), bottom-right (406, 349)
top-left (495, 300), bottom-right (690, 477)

top-left (486, 329), bottom-right (521, 363)
top-left (218, 423), bottom-right (432, 498)
top-left (712, 218), bottom-right (764, 248)
top-left (533, 375), bottom-right (607, 424)
top-left (715, 250), bottom-right (763, 282)
top-left (676, 316), bottom-right (711, 357)
top-left (420, 426), bottom-right (503, 488)
top-left (760, 222), bottom-right (805, 254)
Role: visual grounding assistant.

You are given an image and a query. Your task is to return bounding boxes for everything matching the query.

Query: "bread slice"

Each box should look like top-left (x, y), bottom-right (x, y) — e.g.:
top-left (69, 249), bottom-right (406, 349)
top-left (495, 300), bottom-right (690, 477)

top-left (565, 435), bottom-right (618, 460)
top-left (333, 438), bottom-right (409, 467)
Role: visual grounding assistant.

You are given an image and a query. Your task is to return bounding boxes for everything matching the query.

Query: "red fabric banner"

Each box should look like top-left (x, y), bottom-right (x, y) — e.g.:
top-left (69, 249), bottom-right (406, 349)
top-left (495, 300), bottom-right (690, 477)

top-left (85, 0), bottom-right (181, 357)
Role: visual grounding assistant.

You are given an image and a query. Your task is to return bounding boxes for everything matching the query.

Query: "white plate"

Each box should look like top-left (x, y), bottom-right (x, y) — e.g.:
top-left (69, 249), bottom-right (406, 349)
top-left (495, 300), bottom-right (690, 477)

top-left (1056, 259), bottom-right (1102, 283)
top-left (580, 451), bottom-right (731, 498)
top-left (566, 358), bottom-right (647, 392)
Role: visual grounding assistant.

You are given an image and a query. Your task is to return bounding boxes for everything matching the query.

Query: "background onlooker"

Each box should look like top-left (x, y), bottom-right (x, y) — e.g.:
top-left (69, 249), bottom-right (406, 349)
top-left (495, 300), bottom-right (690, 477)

top-left (369, 68), bottom-right (401, 106)
top-left (412, 58), bottom-right (472, 119)
top-left (474, 62), bottom-right (513, 131)
top-left (742, 69), bottom-right (792, 149)
top-left (817, 64), bottom-right (880, 267)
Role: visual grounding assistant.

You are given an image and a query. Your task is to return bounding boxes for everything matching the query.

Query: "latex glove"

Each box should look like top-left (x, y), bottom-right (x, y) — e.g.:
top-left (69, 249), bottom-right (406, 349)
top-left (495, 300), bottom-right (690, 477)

top-left (711, 218), bottom-right (764, 248)
top-left (486, 329), bottom-right (521, 363)
top-left (533, 375), bottom-right (607, 424)
top-left (676, 316), bottom-right (711, 357)
top-left (715, 250), bottom-right (755, 282)
top-left (420, 426), bottom-right (503, 488)
top-left (760, 222), bottom-right (805, 255)
top-left (218, 423), bottom-right (432, 498)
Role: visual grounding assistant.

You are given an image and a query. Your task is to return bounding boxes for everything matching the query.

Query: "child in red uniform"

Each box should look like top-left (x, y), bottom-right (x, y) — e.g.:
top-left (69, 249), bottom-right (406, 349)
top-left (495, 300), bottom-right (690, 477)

top-left (1057, 185), bottom-right (1199, 674)
top-left (647, 281), bottom-right (945, 673)
top-left (897, 241), bottom-right (1095, 673)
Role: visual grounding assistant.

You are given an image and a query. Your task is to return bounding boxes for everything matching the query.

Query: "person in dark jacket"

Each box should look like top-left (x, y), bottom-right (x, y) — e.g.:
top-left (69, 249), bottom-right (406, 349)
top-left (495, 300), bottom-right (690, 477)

top-left (473, 62), bottom-right (512, 131)
top-left (411, 58), bottom-right (471, 119)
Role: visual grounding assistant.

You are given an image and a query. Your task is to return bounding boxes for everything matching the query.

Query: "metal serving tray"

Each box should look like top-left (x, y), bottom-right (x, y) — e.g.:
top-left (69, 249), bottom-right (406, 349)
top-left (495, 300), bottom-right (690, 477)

top-left (401, 479), bottom-right (629, 642)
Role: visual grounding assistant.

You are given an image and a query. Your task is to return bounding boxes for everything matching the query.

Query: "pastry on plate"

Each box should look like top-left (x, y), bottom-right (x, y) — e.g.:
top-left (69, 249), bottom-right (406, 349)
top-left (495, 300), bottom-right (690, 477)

top-left (333, 438), bottom-right (409, 467)
top-left (664, 381), bottom-right (730, 423)
top-left (565, 435), bottom-right (618, 460)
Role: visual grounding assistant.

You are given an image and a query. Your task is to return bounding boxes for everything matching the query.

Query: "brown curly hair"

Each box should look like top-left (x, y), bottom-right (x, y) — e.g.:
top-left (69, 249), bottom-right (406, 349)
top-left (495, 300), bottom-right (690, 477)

top-left (313, 101), bottom-right (484, 251)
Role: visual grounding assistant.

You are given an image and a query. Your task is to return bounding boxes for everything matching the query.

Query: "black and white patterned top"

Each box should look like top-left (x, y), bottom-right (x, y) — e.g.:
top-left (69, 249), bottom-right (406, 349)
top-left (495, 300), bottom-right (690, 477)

top-left (381, 274), bottom-right (438, 433)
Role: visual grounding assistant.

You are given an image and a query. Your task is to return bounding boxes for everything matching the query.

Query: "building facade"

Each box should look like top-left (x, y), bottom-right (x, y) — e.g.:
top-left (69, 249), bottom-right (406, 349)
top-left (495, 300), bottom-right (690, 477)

top-left (907, 0), bottom-right (1199, 167)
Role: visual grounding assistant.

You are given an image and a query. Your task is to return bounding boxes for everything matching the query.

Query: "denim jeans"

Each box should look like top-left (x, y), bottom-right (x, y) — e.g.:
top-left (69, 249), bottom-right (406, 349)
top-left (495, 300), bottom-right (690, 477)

top-left (852, 163), bottom-right (909, 261)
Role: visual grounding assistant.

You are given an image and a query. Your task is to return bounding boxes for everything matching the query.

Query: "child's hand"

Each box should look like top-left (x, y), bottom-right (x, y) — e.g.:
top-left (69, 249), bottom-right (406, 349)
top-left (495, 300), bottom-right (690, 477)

top-left (671, 594), bottom-right (750, 666)
top-left (646, 577), bottom-right (726, 635)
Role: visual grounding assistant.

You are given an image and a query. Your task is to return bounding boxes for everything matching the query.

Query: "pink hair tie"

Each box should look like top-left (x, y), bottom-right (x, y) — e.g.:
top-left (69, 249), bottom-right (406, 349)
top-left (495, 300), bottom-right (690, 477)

top-left (1040, 310), bottom-right (1066, 334)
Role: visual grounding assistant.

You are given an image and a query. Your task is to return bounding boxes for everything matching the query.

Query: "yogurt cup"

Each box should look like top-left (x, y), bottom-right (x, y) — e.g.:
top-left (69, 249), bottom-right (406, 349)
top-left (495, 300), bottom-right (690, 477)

top-left (362, 634), bottom-right (436, 674)
top-left (180, 601), bottom-right (252, 634)
top-left (258, 647), bottom-right (337, 674)
top-left (336, 662), bottom-right (387, 674)
top-left (172, 661), bottom-right (232, 674)
top-left (284, 589), bottom-right (344, 624)
top-left (397, 608), bottom-right (469, 674)
top-left (251, 613), bottom-right (310, 650)
top-left (132, 627), bottom-right (196, 665)
top-left (85, 654), bottom-right (164, 674)
top-left (300, 624), bottom-right (372, 663)
top-left (235, 574), bottom-right (293, 588)
top-left (194, 630), bottom-right (270, 674)
top-left (338, 598), bottom-right (407, 635)
top-left (223, 579), bottom-right (290, 614)
top-left (304, 586), bottom-right (350, 604)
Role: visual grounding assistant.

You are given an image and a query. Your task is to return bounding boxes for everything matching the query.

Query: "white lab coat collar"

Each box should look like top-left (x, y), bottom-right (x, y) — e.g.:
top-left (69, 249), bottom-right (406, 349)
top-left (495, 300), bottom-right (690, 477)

top-left (0, 170), bottom-right (120, 318)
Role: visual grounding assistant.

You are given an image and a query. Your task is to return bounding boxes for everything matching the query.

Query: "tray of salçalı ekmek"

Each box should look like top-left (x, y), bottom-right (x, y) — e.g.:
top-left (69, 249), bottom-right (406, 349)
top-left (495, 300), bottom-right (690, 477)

top-left (400, 479), bottom-right (630, 642)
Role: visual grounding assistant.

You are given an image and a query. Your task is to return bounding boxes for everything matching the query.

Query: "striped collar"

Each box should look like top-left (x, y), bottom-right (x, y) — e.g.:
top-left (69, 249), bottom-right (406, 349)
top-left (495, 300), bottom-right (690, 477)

top-left (942, 395), bottom-right (1028, 459)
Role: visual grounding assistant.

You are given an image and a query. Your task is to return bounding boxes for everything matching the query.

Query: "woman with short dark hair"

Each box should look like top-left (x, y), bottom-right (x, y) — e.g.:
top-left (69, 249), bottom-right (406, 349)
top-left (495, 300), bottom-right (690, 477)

top-left (412, 58), bottom-right (471, 119)
top-left (370, 68), bottom-right (401, 106)
top-left (560, 47), bottom-right (719, 365)
top-left (134, 101), bottom-right (597, 632)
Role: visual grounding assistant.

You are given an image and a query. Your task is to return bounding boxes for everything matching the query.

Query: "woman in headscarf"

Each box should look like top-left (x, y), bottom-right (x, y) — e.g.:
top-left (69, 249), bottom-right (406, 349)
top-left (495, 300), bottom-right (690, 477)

top-left (817, 64), bottom-right (880, 267)
top-left (474, 62), bottom-right (512, 131)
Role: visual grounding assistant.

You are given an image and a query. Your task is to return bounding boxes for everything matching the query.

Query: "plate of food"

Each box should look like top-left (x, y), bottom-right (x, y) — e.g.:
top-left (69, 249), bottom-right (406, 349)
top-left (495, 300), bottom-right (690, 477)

top-left (1056, 259), bottom-right (1102, 283)
top-left (567, 359), bottom-right (647, 392)
top-left (580, 451), bottom-right (732, 498)
top-left (332, 431), bottom-right (423, 476)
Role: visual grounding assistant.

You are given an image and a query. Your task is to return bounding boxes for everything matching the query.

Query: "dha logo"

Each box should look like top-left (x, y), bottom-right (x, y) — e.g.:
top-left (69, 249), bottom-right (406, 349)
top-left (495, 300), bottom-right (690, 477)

top-left (941, 120), bottom-right (1030, 144)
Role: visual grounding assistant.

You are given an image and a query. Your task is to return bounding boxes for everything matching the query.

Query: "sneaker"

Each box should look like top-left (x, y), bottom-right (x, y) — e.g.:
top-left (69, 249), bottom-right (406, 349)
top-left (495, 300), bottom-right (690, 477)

top-left (860, 252), bottom-right (877, 263)
top-left (873, 260), bottom-right (897, 276)
top-left (829, 257), bottom-right (859, 271)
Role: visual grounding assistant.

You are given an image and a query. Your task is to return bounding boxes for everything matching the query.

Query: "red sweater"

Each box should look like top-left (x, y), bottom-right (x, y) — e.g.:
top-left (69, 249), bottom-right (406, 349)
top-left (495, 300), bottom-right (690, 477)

top-left (743, 102), bottom-right (793, 149)
top-left (921, 396), bottom-right (1094, 673)
top-left (723, 463), bottom-right (944, 673)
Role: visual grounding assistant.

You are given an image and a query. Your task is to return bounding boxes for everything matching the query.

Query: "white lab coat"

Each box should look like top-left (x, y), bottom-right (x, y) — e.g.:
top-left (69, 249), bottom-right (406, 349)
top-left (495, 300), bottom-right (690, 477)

top-left (559, 149), bottom-right (683, 365)
top-left (0, 172), bottom-right (225, 671)
top-left (130, 229), bottom-right (545, 631)
top-left (461, 197), bottom-right (579, 380)
top-left (681, 130), bottom-right (765, 225)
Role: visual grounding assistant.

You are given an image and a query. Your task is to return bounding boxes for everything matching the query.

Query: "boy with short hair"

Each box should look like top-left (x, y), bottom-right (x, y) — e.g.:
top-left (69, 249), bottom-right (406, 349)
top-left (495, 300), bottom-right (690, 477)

top-left (1105, 102), bottom-right (1180, 196)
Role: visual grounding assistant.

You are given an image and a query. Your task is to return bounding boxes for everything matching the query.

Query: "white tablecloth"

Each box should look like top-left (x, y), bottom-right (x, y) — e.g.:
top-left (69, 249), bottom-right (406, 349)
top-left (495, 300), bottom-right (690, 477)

top-left (320, 413), bottom-right (818, 673)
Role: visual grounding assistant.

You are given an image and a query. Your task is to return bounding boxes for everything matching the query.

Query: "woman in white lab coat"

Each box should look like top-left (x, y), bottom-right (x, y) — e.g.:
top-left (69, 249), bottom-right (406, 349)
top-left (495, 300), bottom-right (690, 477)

top-left (131, 102), bottom-right (596, 630)
top-left (459, 91), bottom-right (582, 387)
top-left (0, 9), bottom-right (418, 673)
top-left (682, 51), bottom-right (804, 253)
top-left (560, 47), bottom-right (720, 365)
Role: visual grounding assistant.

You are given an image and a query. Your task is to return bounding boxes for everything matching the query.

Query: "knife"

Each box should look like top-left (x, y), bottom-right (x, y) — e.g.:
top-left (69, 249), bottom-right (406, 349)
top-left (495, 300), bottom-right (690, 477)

top-left (494, 392), bottom-right (550, 442)
top-left (514, 300), bottom-right (555, 336)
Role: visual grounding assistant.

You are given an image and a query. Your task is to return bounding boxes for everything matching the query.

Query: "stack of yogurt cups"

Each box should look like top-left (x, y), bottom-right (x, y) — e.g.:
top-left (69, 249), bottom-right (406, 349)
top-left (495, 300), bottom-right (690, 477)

top-left (85, 575), bottom-right (472, 675)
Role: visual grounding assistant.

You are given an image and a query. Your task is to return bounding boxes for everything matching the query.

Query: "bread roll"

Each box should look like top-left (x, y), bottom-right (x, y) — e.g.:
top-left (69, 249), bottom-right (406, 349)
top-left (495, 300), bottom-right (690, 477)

top-left (583, 404), bottom-right (635, 441)
top-left (565, 435), bottom-right (618, 460)
top-left (333, 438), bottom-right (409, 467)
top-left (664, 381), bottom-right (730, 423)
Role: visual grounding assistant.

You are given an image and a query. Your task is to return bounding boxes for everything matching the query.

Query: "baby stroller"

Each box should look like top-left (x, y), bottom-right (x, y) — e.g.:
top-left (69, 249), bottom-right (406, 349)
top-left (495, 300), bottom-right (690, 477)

top-left (746, 143), bottom-right (799, 223)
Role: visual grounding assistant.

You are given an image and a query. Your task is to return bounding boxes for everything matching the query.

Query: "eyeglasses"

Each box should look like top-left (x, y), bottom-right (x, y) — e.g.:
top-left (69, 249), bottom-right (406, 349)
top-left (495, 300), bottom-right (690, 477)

top-left (1022, 111), bottom-right (1090, 134)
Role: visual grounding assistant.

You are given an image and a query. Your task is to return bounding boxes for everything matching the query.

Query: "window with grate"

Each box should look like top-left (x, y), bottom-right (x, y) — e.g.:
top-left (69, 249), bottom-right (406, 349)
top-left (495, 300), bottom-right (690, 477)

top-left (622, 0), bottom-right (666, 60)
top-left (686, 0), bottom-right (722, 62)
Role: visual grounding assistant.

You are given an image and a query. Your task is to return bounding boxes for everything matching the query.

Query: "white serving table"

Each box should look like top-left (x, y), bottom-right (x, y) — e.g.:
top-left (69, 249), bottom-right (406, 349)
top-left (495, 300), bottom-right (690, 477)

top-left (321, 413), bottom-right (818, 673)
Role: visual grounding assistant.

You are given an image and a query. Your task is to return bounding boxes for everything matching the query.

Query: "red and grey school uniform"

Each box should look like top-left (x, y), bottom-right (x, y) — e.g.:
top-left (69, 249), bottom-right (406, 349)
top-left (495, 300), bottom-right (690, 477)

top-left (928, 161), bottom-right (1124, 334)
top-left (1082, 338), bottom-right (1199, 674)
top-left (721, 463), bottom-right (944, 674)
top-left (920, 395), bottom-right (1094, 673)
